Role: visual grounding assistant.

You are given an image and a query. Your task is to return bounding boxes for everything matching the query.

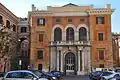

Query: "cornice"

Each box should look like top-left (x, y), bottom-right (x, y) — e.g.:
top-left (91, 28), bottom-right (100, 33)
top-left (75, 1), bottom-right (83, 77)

top-left (86, 8), bottom-right (115, 15)
top-left (30, 11), bottom-right (88, 16)
top-left (30, 11), bottom-right (53, 16)
top-left (0, 4), bottom-right (18, 23)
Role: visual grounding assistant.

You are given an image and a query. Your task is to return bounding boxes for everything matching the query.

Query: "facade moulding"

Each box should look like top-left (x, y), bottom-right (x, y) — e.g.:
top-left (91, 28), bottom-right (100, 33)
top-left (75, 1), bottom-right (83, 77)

top-left (0, 3), bottom-right (18, 23)
top-left (86, 8), bottom-right (115, 15)
top-left (30, 11), bottom-right (88, 16)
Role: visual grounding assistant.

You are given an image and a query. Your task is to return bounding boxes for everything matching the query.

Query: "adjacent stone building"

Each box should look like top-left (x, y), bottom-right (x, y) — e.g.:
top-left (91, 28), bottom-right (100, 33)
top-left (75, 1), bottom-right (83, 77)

top-left (28, 3), bottom-right (115, 75)
top-left (18, 18), bottom-right (30, 69)
top-left (0, 3), bottom-right (18, 72)
top-left (112, 33), bottom-right (120, 67)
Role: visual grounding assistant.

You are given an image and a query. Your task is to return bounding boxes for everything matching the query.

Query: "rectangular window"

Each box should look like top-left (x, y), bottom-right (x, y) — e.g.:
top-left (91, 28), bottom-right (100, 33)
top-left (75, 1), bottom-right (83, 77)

top-left (98, 33), bottom-right (103, 41)
top-left (37, 50), bottom-right (43, 59)
top-left (37, 18), bottom-right (45, 25)
top-left (99, 64), bottom-right (104, 68)
top-left (24, 50), bottom-right (27, 56)
top-left (96, 17), bottom-right (104, 24)
top-left (80, 18), bottom-right (85, 22)
top-left (99, 50), bottom-right (104, 60)
top-left (21, 50), bottom-right (24, 57)
top-left (68, 18), bottom-right (72, 22)
top-left (39, 34), bottom-right (43, 42)
top-left (56, 18), bottom-right (60, 22)
top-left (21, 27), bottom-right (27, 33)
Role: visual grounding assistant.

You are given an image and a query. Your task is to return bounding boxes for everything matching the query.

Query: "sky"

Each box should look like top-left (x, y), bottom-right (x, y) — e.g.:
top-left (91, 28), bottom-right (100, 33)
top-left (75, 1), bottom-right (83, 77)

top-left (0, 0), bottom-right (120, 32)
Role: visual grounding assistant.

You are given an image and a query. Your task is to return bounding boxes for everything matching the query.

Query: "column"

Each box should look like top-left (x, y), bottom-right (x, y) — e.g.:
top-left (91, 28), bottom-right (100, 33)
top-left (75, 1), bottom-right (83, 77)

top-left (88, 48), bottom-right (91, 73)
top-left (77, 50), bottom-right (80, 75)
top-left (55, 47), bottom-right (57, 70)
top-left (50, 47), bottom-right (53, 70)
top-left (57, 50), bottom-right (59, 71)
top-left (61, 51), bottom-right (63, 72)
top-left (82, 51), bottom-right (84, 71)
top-left (84, 50), bottom-right (87, 74)
top-left (51, 47), bottom-right (56, 71)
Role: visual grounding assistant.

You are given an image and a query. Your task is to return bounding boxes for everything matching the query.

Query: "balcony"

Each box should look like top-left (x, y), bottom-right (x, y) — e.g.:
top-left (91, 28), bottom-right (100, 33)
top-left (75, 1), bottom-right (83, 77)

top-left (49, 41), bottom-right (91, 46)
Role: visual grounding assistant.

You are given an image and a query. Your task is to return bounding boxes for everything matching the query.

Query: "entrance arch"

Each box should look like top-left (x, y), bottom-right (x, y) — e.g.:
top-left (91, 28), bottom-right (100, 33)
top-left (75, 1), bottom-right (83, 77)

top-left (65, 52), bottom-right (76, 75)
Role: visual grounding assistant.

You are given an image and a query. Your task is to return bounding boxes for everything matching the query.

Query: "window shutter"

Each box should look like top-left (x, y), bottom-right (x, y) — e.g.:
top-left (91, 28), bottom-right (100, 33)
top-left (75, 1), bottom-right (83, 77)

top-left (102, 17), bottom-right (104, 24)
top-left (37, 19), bottom-right (39, 25)
top-left (43, 18), bottom-right (45, 25)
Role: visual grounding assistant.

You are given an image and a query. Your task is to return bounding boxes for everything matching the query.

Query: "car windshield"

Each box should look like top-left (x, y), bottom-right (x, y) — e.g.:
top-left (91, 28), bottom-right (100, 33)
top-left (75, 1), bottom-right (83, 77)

top-left (102, 72), bottom-right (113, 76)
top-left (31, 70), bottom-right (42, 77)
top-left (93, 71), bottom-right (103, 75)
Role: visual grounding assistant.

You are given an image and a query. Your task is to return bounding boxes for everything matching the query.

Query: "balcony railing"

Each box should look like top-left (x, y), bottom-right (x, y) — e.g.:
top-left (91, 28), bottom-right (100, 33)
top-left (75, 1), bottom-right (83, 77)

top-left (49, 41), bottom-right (91, 46)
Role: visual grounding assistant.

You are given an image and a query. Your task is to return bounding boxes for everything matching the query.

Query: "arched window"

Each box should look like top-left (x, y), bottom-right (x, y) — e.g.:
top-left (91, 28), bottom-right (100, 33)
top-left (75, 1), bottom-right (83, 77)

top-left (66, 27), bottom-right (74, 41)
top-left (13, 24), bottom-right (16, 32)
top-left (54, 27), bottom-right (62, 41)
top-left (79, 27), bottom-right (87, 41)
top-left (6, 20), bottom-right (10, 28)
top-left (0, 16), bottom-right (3, 24)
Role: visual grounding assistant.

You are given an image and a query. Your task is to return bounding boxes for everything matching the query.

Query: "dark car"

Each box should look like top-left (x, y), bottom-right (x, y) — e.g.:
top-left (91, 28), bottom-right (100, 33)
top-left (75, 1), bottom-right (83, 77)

top-left (50, 71), bottom-right (62, 80)
top-left (89, 71), bottom-right (103, 80)
top-left (115, 68), bottom-right (120, 73)
top-left (0, 72), bottom-right (5, 80)
top-left (92, 71), bottom-right (114, 80)
top-left (39, 70), bottom-right (57, 80)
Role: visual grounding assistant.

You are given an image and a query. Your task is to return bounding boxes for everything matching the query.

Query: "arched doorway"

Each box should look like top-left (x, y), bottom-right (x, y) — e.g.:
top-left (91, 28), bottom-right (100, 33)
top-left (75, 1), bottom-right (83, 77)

top-left (65, 52), bottom-right (76, 75)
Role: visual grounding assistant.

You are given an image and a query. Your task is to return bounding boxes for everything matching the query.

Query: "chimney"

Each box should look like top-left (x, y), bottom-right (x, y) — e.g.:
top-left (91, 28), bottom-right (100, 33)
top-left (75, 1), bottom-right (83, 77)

top-left (89, 5), bottom-right (93, 9)
top-left (106, 4), bottom-right (111, 9)
top-left (32, 4), bottom-right (36, 11)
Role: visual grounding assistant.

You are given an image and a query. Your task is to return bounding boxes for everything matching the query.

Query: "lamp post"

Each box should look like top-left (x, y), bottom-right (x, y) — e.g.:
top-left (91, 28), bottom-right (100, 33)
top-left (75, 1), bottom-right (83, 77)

top-left (19, 59), bottom-right (22, 69)
top-left (17, 39), bottom-right (22, 69)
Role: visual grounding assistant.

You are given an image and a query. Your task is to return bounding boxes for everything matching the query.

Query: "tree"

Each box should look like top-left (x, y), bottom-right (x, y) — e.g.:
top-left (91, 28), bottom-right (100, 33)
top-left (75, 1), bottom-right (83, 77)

top-left (0, 30), bottom-right (11, 72)
top-left (0, 26), bottom-right (18, 72)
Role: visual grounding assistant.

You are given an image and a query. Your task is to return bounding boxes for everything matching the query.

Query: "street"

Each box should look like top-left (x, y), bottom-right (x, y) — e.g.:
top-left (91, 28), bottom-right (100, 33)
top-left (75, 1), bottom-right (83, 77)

top-left (62, 75), bottom-right (90, 80)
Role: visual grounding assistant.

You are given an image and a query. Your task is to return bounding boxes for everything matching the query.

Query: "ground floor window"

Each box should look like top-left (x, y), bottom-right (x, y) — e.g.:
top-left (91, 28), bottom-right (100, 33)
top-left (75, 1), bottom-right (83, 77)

top-left (38, 64), bottom-right (42, 70)
top-left (99, 64), bottom-right (104, 68)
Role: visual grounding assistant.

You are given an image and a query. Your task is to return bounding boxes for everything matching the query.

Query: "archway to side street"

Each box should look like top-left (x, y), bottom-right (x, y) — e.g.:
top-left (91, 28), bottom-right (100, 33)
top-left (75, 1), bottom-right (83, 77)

top-left (19, 37), bottom-right (29, 70)
top-left (65, 52), bottom-right (76, 75)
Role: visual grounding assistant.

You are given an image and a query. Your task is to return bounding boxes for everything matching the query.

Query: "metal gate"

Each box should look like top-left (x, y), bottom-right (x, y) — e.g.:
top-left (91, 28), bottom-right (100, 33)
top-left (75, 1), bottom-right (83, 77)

top-left (65, 52), bottom-right (75, 75)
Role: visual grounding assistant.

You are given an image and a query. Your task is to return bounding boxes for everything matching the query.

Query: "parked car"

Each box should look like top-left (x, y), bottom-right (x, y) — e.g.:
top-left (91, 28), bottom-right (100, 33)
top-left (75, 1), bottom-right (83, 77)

top-left (100, 72), bottom-right (120, 80)
top-left (50, 71), bottom-right (62, 80)
top-left (0, 72), bottom-right (5, 80)
top-left (115, 68), bottom-right (120, 73)
top-left (3, 70), bottom-right (49, 80)
top-left (39, 70), bottom-right (57, 80)
top-left (95, 71), bottom-right (115, 80)
top-left (89, 71), bottom-right (103, 80)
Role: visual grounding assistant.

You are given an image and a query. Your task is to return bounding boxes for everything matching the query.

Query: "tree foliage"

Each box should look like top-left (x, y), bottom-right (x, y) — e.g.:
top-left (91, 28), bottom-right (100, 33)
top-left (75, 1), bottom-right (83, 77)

top-left (0, 26), bottom-right (18, 71)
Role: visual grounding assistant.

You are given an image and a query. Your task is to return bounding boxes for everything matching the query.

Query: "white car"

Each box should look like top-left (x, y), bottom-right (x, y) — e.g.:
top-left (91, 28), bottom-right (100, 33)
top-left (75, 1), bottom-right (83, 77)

top-left (3, 70), bottom-right (49, 80)
top-left (101, 72), bottom-right (120, 80)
